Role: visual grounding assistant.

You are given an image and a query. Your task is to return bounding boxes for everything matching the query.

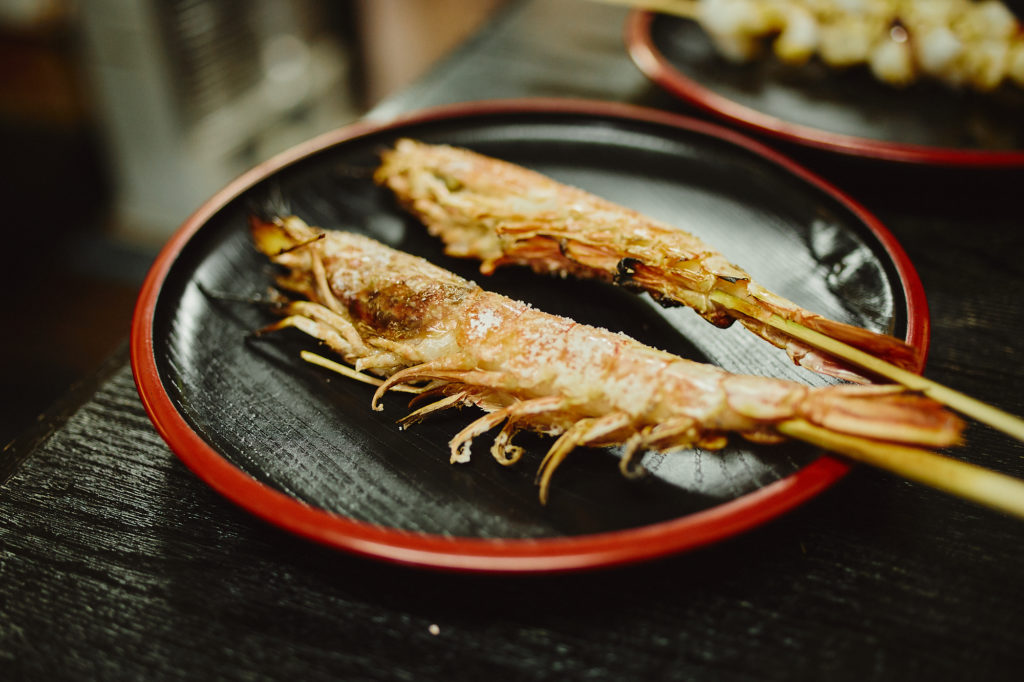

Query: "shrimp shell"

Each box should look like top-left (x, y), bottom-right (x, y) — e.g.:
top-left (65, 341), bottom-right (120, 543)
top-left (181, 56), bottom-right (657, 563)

top-left (251, 215), bottom-right (963, 503)
top-left (374, 138), bottom-right (921, 383)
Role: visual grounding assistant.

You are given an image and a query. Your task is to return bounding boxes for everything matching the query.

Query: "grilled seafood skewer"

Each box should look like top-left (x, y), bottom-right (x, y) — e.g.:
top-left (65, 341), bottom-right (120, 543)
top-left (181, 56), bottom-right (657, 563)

top-left (375, 138), bottom-right (913, 384)
top-left (374, 139), bottom-right (1024, 443)
top-left (249, 215), bottom-right (1024, 519)
top-left (596, 0), bottom-right (1024, 91)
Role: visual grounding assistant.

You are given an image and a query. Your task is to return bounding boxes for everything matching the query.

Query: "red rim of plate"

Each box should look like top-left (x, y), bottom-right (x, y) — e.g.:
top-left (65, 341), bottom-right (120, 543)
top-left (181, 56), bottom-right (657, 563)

top-left (130, 97), bottom-right (930, 574)
top-left (625, 10), bottom-right (1024, 168)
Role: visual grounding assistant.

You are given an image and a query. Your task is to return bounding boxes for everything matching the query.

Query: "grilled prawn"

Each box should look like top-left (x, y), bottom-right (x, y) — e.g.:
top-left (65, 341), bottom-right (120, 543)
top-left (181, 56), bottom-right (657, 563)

top-left (374, 138), bottom-right (919, 384)
top-left (251, 215), bottom-right (962, 502)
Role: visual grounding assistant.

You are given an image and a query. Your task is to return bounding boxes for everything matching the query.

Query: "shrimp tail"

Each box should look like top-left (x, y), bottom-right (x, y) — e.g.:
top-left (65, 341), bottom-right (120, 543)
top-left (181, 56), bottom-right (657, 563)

top-left (795, 385), bottom-right (963, 448)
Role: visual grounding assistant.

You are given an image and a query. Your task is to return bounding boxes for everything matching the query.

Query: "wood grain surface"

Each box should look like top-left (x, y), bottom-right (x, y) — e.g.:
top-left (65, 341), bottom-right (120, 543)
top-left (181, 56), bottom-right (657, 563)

top-left (2, 355), bottom-right (1022, 680)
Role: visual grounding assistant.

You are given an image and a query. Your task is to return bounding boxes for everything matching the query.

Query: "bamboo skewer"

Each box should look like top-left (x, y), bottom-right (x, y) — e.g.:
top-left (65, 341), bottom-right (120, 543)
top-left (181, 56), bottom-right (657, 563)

top-left (710, 289), bottom-right (1024, 443)
top-left (779, 419), bottom-right (1024, 520)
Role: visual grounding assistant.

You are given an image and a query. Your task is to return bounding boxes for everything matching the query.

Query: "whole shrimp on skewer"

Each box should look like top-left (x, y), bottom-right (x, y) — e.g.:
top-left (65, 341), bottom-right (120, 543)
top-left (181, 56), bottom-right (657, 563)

top-left (375, 138), bottom-right (1024, 446)
top-left (249, 215), bottom-right (982, 508)
top-left (374, 138), bottom-right (919, 384)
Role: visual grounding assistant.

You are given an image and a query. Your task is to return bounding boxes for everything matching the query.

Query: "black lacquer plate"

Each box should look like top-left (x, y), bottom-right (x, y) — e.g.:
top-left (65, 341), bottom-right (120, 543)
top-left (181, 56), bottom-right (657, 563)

top-left (627, 11), bottom-right (1024, 166)
top-left (132, 99), bottom-right (928, 573)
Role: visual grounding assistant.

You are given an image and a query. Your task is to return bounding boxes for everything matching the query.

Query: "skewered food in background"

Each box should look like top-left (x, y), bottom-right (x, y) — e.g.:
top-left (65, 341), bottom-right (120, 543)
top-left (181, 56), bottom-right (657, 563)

top-left (611, 0), bottom-right (1024, 90)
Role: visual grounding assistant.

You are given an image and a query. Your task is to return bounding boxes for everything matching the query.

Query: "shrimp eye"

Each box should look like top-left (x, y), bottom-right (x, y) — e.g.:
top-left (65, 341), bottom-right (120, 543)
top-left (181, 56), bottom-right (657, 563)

top-left (616, 257), bottom-right (643, 279)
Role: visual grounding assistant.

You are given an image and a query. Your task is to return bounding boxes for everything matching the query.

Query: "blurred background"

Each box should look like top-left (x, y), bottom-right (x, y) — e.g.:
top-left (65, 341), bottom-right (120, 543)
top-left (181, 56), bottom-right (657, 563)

top-left (0, 0), bottom-right (508, 445)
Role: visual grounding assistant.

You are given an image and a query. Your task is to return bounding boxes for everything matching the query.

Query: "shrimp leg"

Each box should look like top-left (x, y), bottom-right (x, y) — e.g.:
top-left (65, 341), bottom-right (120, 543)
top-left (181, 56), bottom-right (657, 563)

top-left (536, 412), bottom-right (635, 502)
top-left (398, 391), bottom-right (474, 428)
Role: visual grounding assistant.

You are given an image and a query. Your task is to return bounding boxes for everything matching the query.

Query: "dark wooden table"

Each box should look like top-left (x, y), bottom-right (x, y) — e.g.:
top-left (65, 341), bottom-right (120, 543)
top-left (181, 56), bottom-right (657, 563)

top-left (3, 2), bottom-right (1022, 679)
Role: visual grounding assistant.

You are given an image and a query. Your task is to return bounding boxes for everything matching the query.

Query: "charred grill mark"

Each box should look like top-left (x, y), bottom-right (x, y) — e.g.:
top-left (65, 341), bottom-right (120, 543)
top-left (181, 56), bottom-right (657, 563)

top-left (350, 281), bottom-right (468, 338)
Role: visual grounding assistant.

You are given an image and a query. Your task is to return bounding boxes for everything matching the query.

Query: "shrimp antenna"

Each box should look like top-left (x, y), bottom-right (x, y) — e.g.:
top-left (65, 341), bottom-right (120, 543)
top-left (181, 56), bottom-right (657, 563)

top-left (274, 232), bottom-right (326, 256)
top-left (249, 185), bottom-right (292, 223)
top-left (196, 282), bottom-right (286, 309)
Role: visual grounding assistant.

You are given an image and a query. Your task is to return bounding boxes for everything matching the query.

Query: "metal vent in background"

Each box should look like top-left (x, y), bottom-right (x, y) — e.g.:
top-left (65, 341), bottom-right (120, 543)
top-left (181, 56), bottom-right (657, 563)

top-left (78, 0), bottom-right (359, 244)
top-left (154, 0), bottom-right (263, 129)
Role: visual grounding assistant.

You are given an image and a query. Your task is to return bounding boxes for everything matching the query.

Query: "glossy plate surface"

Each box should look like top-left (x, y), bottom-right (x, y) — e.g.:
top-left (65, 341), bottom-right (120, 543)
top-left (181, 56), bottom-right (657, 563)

top-left (131, 99), bottom-right (928, 573)
top-left (626, 11), bottom-right (1024, 166)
